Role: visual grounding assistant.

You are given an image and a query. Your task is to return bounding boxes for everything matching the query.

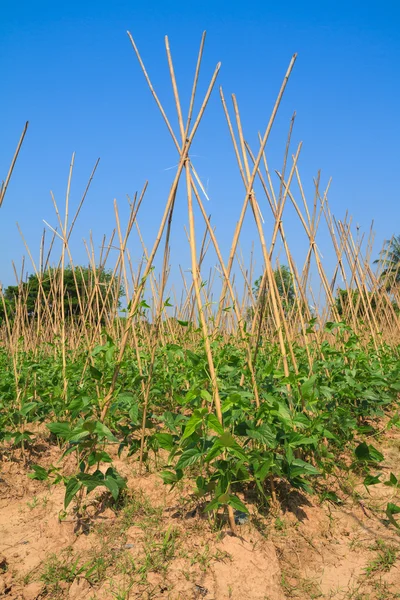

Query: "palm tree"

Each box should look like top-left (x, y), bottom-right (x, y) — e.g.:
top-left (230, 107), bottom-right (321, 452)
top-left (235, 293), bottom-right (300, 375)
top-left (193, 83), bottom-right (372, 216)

top-left (374, 234), bottom-right (400, 291)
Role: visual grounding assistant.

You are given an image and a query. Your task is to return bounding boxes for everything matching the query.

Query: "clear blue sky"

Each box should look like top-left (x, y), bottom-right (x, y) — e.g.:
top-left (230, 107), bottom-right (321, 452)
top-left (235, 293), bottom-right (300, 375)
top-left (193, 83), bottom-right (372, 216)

top-left (1, 0), bottom-right (400, 295)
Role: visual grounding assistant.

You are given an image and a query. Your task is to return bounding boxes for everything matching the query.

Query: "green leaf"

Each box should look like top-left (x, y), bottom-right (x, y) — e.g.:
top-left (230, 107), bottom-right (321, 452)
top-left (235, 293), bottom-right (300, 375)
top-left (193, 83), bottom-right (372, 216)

top-left (160, 470), bottom-right (180, 485)
top-left (91, 344), bottom-right (105, 357)
top-left (28, 464), bottom-right (49, 481)
top-left (227, 444), bottom-right (248, 461)
top-left (285, 444), bottom-right (294, 465)
top-left (176, 448), bottom-right (203, 470)
top-left (12, 431), bottom-right (33, 444)
top-left (105, 467), bottom-right (126, 490)
top-left (195, 476), bottom-right (207, 496)
top-left (67, 396), bottom-right (90, 415)
top-left (83, 420), bottom-right (97, 433)
top-left (205, 441), bottom-right (224, 462)
top-left (291, 476), bottom-right (314, 494)
top-left (354, 442), bottom-right (369, 461)
top-left (288, 434), bottom-right (318, 448)
top-left (273, 401), bottom-right (292, 424)
top-left (200, 389), bottom-right (212, 403)
top-left (204, 496), bottom-right (221, 512)
top-left (76, 472), bottom-right (105, 493)
top-left (218, 492), bottom-right (229, 504)
top-left (254, 456), bottom-right (275, 482)
top-left (89, 365), bottom-right (103, 381)
top-left (387, 503), bottom-right (400, 515)
top-left (386, 503), bottom-right (400, 530)
top-left (384, 473), bottom-right (399, 488)
top-left (87, 451), bottom-right (112, 467)
top-left (325, 321), bottom-right (339, 332)
top-left (207, 413), bottom-right (224, 435)
top-left (117, 391), bottom-right (134, 401)
top-left (368, 445), bottom-right (384, 463)
top-left (19, 402), bottom-right (38, 417)
top-left (290, 459), bottom-right (320, 478)
top-left (364, 475), bottom-right (381, 487)
top-left (322, 429), bottom-right (338, 441)
top-left (227, 495), bottom-right (249, 514)
top-left (104, 476), bottom-right (120, 500)
top-left (153, 433), bottom-right (174, 451)
top-left (129, 404), bottom-right (139, 425)
top-left (181, 412), bottom-right (204, 442)
top-left (321, 491), bottom-right (343, 505)
top-left (94, 421), bottom-right (118, 442)
top-left (68, 427), bottom-right (91, 443)
top-left (246, 424), bottom-right (276, 447)
top-left (64, 477), bottom-right (82, 509)
top-left (301, 375), bottom-right (317, 401)
top-left (355, 442), bottom-right (384, 463)
top-left (219, 432), bottom-right (236, 448)
top-left (47, 422), bottom-right (71, 438)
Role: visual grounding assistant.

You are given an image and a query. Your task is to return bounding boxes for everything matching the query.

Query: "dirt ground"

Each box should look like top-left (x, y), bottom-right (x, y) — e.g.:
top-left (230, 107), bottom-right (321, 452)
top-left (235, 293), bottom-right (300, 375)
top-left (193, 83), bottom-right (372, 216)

top-left (1, 425), bottom-right (400, 600)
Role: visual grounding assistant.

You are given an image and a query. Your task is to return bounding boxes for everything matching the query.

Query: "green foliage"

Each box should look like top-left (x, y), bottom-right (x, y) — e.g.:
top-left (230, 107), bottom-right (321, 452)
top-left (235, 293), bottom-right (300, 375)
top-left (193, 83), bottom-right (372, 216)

top-left (335, 288), bottom-right (378, 319)
top-left (374, 234), bottom-right (400, 291)
top-left (1, 320), bottom-right (400, 528)
top-left (1, 265), bottom-right (123, 320)
top-left (0, 297), bottom-right (13, 325)
top-left (253, 265), bottom-right (296, 315)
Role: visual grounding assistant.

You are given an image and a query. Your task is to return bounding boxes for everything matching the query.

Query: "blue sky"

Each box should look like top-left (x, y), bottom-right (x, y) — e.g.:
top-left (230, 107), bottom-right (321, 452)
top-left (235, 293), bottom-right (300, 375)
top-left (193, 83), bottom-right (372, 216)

top-left (1, 1), bottom-right (400, 297)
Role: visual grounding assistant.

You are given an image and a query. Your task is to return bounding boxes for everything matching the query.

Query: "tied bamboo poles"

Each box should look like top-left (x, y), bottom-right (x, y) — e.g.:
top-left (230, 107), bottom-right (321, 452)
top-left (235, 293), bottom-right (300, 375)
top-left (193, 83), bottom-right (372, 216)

top-left (130, 33), bottom-right (263, 408)
top-left (215, 55), bottom-right (297, 335)
top-left (218, 81), bottom-right (304, 398)
top-left (99, 32), bottom-right (221, 422)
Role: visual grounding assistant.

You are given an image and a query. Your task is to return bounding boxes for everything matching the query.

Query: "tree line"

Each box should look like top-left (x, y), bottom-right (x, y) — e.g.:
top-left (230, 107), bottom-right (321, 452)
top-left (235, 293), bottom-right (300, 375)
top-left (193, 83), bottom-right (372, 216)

top-left (1, 234), bottom-right (399, 324)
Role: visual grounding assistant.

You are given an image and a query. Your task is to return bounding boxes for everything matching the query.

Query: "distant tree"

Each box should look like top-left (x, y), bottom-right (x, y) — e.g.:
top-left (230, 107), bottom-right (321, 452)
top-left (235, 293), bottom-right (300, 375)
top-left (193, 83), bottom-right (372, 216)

top-left (335, 288), bottom-right (375, 319)
top-left (1, 266), bottom-right (123, 321)
top-left (334, 288), bottom-right (399, 320)
top-left (374, 234), bottom-right (400, 291)
top-left (253, 265), bottom-right (296, 316)
top-left (0, 296), bottom-right (14, 325)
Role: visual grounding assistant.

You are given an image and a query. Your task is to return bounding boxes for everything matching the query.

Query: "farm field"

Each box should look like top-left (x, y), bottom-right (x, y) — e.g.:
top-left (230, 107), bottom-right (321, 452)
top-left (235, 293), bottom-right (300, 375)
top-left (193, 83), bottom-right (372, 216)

top-left (2, 29), bottom-right (400, 600)
top-left (1, 413), bottom-right (400, 599)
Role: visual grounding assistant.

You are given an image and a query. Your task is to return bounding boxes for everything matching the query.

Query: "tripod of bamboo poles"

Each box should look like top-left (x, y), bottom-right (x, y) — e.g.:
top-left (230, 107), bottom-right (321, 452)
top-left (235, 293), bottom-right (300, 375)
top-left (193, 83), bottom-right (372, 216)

top-left (97, 32), bottom-right (218, 395)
